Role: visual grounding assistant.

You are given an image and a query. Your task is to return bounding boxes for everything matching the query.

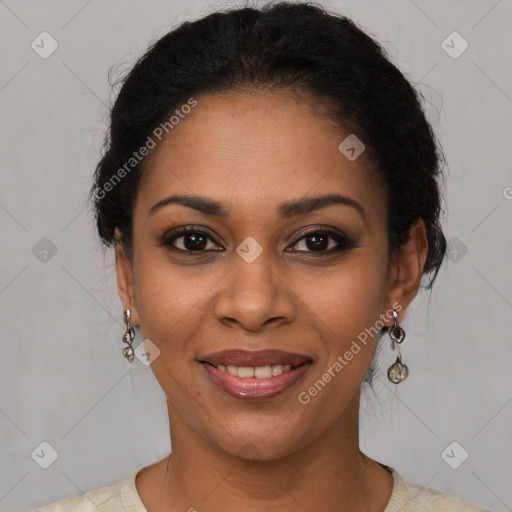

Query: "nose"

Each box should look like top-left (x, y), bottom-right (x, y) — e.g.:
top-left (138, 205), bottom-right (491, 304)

top-left (213, 253), bottom-right (296, 333)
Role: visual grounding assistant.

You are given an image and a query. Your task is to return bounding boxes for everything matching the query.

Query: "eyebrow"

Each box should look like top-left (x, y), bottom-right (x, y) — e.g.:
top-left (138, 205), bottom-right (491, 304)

top-left (149, 193), bottom-right (368, 224)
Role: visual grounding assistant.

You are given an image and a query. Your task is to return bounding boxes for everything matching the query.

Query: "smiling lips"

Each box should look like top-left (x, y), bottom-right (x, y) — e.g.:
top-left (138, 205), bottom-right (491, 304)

top-left (199, 349), bottom-right (312, 400)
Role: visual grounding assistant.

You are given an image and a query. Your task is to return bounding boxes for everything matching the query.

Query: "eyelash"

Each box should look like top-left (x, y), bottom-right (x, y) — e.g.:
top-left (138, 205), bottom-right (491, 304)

top-left (159, 226), bottom-right (357, 255)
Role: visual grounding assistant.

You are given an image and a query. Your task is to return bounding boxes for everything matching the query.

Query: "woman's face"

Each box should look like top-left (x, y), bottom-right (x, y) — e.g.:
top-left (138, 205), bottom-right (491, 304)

top-left (116, 89), bottom-right (426, 460)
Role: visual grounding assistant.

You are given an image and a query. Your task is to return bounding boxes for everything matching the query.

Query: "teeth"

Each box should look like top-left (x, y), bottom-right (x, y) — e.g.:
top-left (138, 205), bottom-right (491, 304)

top-left (254, 366), bottom-right (271, 378)
top-left (217, 364), bottom-right (292, 378)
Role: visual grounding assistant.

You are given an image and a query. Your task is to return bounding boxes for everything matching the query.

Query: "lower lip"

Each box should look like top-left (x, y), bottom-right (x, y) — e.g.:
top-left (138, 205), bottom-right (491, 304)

top-left (200, 362), bottom-right (312, 401)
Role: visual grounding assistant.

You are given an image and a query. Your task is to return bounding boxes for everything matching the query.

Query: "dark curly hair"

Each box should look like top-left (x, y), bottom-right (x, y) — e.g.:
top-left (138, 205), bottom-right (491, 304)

top-left (88, 0), bottom-right (447, 291)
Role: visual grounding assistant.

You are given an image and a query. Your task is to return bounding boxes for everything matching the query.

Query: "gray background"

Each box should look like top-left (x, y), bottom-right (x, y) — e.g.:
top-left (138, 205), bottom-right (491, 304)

top-left (1, 0), bottom-right (511, 510)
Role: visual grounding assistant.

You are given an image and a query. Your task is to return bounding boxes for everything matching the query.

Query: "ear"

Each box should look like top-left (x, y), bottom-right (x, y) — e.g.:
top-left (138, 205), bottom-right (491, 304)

top-left (382, 218), bottom-right (428, 325)
top-left (114, 227), bottom-right (140, 326)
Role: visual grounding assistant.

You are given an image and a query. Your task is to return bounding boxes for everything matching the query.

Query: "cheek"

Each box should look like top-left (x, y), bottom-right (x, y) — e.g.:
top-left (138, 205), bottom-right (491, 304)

top-left (292, 266), bottom-right (386, 424)
top-left (296, 247), bottom-right (388, 326)
top-left (132, 246), bottom-right (231, 367)
top-left (303, 250), bottom-right (389, 374)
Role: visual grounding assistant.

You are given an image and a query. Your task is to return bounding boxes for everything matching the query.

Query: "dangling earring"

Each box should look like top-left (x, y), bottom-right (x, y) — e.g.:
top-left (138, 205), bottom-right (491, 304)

top-left (122, 308), bottom-right (135, 363)
top-left (387, 309), bottom-right (409, 383)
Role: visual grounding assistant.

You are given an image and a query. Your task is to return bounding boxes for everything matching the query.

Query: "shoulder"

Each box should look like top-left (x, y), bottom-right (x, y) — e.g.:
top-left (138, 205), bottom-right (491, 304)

top-left (385, 465), bottom-right (490, 512)
top-left (33, 467), bottom-right (146, 512)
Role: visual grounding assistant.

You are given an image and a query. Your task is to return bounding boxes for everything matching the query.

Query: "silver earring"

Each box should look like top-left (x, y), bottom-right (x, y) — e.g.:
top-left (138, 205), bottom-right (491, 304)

top-left (122, 308), bottom-right (135, 363)
top-left (387, 309), bottom-right (409, 383)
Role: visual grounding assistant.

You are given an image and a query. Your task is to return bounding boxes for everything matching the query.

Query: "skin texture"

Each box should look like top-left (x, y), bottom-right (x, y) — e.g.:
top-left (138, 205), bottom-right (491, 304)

top-left (115, 89), bottom-right (428, 511)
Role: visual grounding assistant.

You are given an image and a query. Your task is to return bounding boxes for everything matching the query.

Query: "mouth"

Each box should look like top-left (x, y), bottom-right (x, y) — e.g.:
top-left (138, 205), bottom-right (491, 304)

top-left (198, 349), bottom-right (313, 401)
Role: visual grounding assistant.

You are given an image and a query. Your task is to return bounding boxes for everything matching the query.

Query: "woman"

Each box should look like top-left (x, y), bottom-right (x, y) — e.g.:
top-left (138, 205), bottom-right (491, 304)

top-left (36, 2), bottom-right (489, 510)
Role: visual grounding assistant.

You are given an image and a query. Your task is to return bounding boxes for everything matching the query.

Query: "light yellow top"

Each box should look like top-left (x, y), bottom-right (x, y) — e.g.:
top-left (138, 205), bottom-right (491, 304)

top-left (34, 465), bottom-right (489, 511)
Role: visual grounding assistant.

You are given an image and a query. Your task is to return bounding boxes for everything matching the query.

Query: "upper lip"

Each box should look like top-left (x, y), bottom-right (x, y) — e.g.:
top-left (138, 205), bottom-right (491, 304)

top-left (199, 349), bottom-right (312, 368)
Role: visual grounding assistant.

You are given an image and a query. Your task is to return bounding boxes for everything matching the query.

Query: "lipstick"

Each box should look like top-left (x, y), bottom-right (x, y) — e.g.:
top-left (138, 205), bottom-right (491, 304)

top-left (198, 349), bottom-right (312, 401)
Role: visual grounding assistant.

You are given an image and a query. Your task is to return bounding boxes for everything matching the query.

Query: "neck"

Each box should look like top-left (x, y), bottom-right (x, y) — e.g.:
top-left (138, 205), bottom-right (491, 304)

top-left (137, 394), bottom-right (393, 512)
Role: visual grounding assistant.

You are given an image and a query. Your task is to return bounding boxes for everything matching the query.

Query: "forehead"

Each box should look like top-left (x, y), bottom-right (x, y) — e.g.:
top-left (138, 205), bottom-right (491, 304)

top-left (135, 90), bottom-right (386, 223)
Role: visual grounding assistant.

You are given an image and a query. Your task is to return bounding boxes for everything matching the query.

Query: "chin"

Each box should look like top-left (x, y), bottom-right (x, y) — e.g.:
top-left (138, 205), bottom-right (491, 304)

top-left (206, 419), bottom-right (312, 463)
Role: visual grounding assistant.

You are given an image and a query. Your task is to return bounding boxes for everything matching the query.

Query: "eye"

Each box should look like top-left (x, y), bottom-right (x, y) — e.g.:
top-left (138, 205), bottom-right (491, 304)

top-left (286, 229), bottom-right (356, 254)
top-left (159, 227), bottom-right (356, 255)
top-left (160, 227), bottom-right (223, 252)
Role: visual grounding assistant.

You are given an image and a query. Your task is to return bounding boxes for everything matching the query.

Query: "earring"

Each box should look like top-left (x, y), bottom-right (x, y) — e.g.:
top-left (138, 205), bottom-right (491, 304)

top-left (122, 308), bottom-right (135, 363)
top-left (387, 309), bottom-right (409, 383)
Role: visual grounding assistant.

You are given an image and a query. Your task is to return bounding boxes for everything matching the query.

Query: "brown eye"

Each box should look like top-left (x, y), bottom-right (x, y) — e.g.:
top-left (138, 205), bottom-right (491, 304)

top-left (287, 230), bottom-right (356, 254)
top-left (176, 232), bottom-right (211, 251)
top-left (160, 227), bottom-right (223, 253)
